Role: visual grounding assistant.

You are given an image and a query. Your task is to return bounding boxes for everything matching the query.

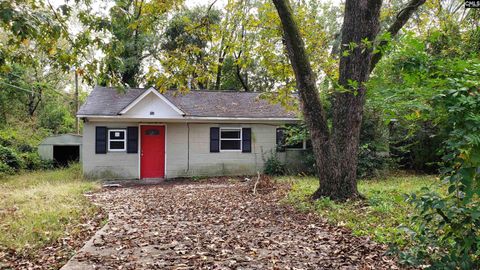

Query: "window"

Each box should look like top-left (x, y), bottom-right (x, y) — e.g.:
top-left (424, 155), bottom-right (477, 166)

top-left (108, 129), bottom-right (126, 151)
top-left (276, 127), bottom-right (307, 151)
top-left (145, 129), bottom-right (160, 136)
top-left (220, 128), bottom-right (242, 151)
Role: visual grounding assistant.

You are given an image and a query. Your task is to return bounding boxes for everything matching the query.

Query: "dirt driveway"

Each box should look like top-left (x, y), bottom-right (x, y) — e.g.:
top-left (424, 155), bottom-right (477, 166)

top-left (62, 181), bottom-right (399, 269)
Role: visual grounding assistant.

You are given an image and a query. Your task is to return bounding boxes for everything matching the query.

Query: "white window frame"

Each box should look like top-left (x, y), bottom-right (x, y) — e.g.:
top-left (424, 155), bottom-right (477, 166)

top-left (219, 127), bottom-right (242, 152)
top-left (108, 129), bottom-right (126, 152)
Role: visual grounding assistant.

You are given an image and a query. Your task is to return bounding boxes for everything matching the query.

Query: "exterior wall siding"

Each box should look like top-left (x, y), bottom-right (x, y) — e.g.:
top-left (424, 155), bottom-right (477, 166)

top-left (38, 145), bottom-right (53, 160)
top-left (82, 121), bottom-right (307, 179)
top-left (166, 123), bottom-right (278, 178)
top-left (82, 122), bottom-right (139, 179)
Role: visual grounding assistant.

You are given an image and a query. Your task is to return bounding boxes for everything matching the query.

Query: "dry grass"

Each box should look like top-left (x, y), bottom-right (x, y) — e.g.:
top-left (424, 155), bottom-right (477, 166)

top-left (0, 164), bottom-right (100, 252)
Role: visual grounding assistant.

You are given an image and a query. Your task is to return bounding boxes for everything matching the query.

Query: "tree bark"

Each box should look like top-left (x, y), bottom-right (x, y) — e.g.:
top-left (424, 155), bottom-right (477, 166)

top-left (272, 0), bottom-right (336, 196)
top-left (313, 0), bottom-right (383, 200)
top-left (272, 0), bottom-right (425, 201)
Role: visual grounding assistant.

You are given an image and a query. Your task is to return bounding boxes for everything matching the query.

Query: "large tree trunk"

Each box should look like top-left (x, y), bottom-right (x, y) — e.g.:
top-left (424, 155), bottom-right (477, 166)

top-left (313, 0), bottom-right (382, 200)
top-left (272, 0), bottom-right (425, 201)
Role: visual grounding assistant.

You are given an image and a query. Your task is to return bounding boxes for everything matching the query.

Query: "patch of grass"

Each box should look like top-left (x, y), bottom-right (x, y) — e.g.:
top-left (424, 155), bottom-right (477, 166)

top-left (0, 164), bottom-right (101, 253)
top-left (281, 173), bottom-right (438, 246)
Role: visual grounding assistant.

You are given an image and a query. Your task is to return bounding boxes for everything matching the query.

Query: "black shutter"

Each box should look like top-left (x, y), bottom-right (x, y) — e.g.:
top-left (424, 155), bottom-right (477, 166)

top-left (210, 127), bottom-right (220, 152)
top-left (242, 128), bottom-right (251, 153)
top-left (276, 128), bottom-right (285, 152)
top-left (127, 126), bottom-right (138, 153)
top-left (95, 126), bottom-right (107, 154)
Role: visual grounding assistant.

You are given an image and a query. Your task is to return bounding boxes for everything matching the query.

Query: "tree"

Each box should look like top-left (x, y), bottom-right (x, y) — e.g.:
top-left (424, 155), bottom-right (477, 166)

top-left (79, 0), bottom-right (178, 87)
top-left (272, 0), bottom-right (426, 200)
top-left (160, 6), bottom-right (221, 89)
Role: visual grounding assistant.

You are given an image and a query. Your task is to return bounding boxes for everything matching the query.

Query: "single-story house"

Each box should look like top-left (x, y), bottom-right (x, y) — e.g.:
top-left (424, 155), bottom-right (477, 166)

top-left (77, 86), bottom-right (307, 179)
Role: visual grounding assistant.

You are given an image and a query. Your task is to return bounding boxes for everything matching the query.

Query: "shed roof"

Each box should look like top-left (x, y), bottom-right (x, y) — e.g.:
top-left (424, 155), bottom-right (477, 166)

top-left (77, 86), bottom-right (298, 119)
top-left (39, 134), bottom-right (82, 145)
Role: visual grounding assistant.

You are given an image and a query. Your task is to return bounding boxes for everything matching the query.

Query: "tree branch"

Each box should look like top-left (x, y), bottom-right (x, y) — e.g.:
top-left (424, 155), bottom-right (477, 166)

top-left (369, 0), bottom-right (426, 73)
top-left (272, 0), bottom-right (330, 139)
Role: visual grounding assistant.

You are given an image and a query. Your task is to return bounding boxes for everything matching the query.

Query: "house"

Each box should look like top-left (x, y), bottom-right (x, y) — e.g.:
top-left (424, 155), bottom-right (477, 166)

top-left (77, 86), bottom-right (306, 179)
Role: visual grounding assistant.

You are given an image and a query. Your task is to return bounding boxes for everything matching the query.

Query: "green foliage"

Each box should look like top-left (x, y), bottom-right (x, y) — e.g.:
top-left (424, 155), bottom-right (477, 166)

top-left (20, 152), bottom-right (54, 171)
top-left (368, 28), bottom-right (480, 173)
top-left (357, 144), bottom-right (389, 179)
top-left (0, 161), bottom-right (14, 176)
top-left (0, 145), bottom-right (23, 172)
top-left (38, 102), bottom-right (75, 134)
top-left (400, 87), bottom-right (480, 268)
top-left (263, 151), bottom-right (285, 176)
top-left (358, 107), bottom-right (390, 178)
top-left (0, 123), bottom-right (56, 175)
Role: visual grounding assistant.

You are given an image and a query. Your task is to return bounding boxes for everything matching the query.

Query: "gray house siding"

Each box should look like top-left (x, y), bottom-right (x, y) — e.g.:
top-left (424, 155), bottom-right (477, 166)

top-left (166, 123), bottom-right (277, 178)
top-left (82, 121), bottom-right (303, 179)
top-left (83, 122), bottom-right (139, 179)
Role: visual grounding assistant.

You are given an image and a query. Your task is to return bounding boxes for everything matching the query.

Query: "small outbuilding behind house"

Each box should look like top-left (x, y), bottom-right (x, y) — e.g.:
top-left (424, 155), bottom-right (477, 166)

top-left (38, 134), bottom-right (82, 166)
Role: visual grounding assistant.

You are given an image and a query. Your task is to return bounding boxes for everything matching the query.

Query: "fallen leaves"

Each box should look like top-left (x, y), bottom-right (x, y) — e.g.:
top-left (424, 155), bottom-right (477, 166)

top-left (64, 179), bottom-right (401, 269)
top-left (0, 209), bottom-right (105, 270)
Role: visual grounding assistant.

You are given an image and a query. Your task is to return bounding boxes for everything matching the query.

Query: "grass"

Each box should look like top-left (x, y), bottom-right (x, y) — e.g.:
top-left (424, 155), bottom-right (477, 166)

top-left (0, 164), bottom-right (101, 253)
top-left (281, 173), bottom-right (438, 246)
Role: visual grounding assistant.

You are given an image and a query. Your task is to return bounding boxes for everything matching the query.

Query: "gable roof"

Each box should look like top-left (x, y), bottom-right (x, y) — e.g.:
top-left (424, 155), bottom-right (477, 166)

top-left (119, 88), bottom-right (185, 116)
top-left (77, 86), bottom-right (298, 119)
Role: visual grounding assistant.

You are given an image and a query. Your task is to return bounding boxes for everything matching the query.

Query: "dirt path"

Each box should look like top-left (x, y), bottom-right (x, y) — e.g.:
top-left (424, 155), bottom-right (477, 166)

top-left (62, 181), bottom-right (399, 269)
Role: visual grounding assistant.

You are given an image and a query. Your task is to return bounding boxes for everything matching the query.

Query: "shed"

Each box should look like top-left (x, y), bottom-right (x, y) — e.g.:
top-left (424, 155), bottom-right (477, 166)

top-left (38, 134), bottom-right (82, 166)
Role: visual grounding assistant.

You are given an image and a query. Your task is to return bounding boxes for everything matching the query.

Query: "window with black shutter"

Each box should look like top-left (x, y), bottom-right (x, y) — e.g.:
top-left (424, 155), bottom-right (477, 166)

top-left (276, 128), bottom-right (285, 152)
top-left (242, 128), bottom-right (251, 153)
top-left (127, 127), bottom-right (138, 153)
top-left (210, 127), bottom-right (220, 152)
top-left (95, 126), bottom-right (107, 154)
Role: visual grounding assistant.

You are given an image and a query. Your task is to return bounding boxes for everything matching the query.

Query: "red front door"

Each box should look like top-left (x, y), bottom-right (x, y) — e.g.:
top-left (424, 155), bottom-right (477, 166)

top-left (141, 125), bottom-right (165, 178)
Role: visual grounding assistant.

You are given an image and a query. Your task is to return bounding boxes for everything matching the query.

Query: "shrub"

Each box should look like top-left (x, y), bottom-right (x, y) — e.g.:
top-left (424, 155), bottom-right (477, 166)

top-left (0, 145), bottom-right (23, 172)
top-left (400, 88), bottom-right (480, 268)
top-left (20, 152), bottom-right (54, 171)
top-left (263, 152), bottom-right (285, 176)
top-left (300, 149), bottom-right (317, 175)
top-left (357, 143), bottom-right (390, 179)
top-left (0, 161), bottom-right (14, 176)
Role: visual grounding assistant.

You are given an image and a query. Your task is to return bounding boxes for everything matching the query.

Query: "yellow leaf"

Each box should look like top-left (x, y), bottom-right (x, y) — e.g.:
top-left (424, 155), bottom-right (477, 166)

top-left (48, 47), bottom-right (57, 55)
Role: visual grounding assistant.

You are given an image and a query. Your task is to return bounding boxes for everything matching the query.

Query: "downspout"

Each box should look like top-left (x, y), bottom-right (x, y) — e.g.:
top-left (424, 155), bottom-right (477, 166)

top-left (186, 122), bottom-right (190, 174)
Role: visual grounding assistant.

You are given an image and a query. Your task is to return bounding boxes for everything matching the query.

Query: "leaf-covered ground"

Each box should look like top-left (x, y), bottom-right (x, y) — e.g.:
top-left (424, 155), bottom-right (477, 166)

top-left (64, 180), bottom-right (400, 269)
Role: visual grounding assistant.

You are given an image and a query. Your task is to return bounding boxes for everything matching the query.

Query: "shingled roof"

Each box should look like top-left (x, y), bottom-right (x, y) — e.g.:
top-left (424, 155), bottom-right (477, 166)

top-left (77, 86), bottom-right (298, 119)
